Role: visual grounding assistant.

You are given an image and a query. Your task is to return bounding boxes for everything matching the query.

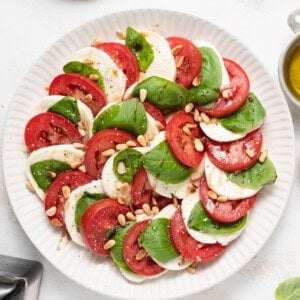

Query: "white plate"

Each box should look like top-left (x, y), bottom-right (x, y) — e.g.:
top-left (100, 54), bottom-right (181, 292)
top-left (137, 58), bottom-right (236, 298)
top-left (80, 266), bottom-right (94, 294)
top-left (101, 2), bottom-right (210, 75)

top-left (2, 9), bottom-right (295, 300)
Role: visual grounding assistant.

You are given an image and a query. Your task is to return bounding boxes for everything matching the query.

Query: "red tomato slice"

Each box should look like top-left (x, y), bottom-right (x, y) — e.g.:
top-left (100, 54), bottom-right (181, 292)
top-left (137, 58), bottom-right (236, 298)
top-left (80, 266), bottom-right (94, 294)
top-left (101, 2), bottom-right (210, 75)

top-left (84, 129), bottom-right (138, 178)
top-left (48, 73), bottom-right (107, 116)
top-left (143, 101), bottom-right (166, 129)
top-left (80, 198), bottom-right (130, 256)
top-left (123, 220), bottom-right (165, 276)
top-left (197, 58), bottom-right (250, 118)
top-left (206, 129), bottom-right (263, 172)
top-left (200, 176), bottom-right (256, 223)
top-left (24, 112), bottom-right (82, 152)
top-left (170, 208), bottom-right (226, 261)
top-left (95, 42), bottom-right (139, 88)
top-left (166, 111), bottom-right (205, 167)
top-left (131, 167), bottom-right (152, 209)
top-left (44, 170), bottom-right (93, 228)
top-left (167, 37), bottom-right (202, 88)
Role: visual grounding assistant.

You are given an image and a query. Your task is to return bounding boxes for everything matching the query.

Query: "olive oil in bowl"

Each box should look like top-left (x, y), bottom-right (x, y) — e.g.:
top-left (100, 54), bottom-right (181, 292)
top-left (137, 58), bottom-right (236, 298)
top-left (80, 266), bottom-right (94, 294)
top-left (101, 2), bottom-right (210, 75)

top-left (284, 41), bottom-right (300, 100)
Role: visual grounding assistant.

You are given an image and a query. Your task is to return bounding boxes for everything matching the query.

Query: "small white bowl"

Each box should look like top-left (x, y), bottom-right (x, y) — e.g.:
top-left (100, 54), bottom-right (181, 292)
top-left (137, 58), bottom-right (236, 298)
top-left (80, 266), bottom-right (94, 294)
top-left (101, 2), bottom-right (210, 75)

top-left (278, 10), bottom-right (300, 108)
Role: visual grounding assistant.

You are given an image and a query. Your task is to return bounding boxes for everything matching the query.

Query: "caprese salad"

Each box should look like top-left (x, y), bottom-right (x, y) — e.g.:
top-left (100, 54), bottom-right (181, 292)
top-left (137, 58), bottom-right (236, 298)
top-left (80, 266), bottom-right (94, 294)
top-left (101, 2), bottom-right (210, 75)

top-left (23, 27), bottom-right (277, 282)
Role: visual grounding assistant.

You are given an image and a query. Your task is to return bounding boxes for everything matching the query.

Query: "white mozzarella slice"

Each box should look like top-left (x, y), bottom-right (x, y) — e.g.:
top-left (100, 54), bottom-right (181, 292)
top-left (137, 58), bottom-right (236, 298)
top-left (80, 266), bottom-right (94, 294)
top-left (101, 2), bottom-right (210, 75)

top-left (64, 180), bottom-right (104, 247)
top-left (148, 130), bottom-right (166, 150)
top-left (69, 47), bottom-right (126, 102)
top-left (205, 156), bottom-right (260, 200)
top-left (139, 31), bottom-right (176, 81)
top-left (194, 40), bottom-right (230, 88)
top-left (181, 191), bottom-right (246, 245)
top-left (144, 113), bottom-right (159, 143)
top-left (33, 95), bottom-right (94, 142)
top-left (150, 204), bottom-right (193, 271)
top-left (26, 145), bottom-right (84, 201)
top-left (101, 153), bottom-right (131, 203)
top-left (123, 83), bottom-right (137, 100)
top-left (200, 121), bottom-right (247, 142)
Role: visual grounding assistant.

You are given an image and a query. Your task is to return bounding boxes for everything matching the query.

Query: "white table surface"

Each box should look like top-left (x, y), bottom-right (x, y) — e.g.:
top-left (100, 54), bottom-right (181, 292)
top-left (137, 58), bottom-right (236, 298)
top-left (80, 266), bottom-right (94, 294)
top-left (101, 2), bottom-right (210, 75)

top-left (1, 0), bottom-right (300, 299)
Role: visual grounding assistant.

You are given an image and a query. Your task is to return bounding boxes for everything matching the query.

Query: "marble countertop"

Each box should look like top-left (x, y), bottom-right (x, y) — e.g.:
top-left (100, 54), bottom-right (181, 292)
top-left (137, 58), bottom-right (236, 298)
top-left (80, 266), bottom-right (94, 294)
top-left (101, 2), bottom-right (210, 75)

top-left (1, 0), bottom-right (300, 299)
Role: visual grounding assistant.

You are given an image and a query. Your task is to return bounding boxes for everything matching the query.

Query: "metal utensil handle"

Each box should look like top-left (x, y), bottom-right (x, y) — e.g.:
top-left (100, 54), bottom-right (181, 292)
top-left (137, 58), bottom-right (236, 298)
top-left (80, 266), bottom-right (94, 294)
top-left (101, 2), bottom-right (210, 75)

top-left (288, 9), bottom-right (300, 33)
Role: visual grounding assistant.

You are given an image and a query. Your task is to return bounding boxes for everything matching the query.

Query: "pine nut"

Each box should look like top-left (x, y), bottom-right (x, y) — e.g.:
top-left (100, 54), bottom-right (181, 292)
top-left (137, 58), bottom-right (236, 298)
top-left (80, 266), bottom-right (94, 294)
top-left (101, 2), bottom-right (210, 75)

top-left (117, 161), bottom-right (126, 174)
top-left (116, 30), bottom-right (125, 40)
top-left (73, 142), bottom-right (85, 150)
top-left (62, 185), bottom-right (71, 199)
top-left (126, 140), bottom-right (137, 147)
top-left (192, 74), bottom-right (201, 86)
top-left (78, 121), bottom-right (86, 130)
top-left (137, 135), bottom-right (147, 147)
top-left (134, 209), bottom-right (144, 215)
top-left (89, 73), bottom-right (99, 81)
top-left (217, 195), bottom-right (228, 202)
top-left (117, 214), bottom-right (126, 227)
top-left (194, 138), bottom-right (204, 152)
top-left (176, 55), bottom-right (185, 68)
top-left (186, 266), bottom-right (196, 274)
top-left (222, 88), bottom-right (232, 99)
top-left (117, 198), bottom-right (125, 205)
top-left (182, 125), bottom-right (192, 136)
top-left (26, 181), bottom-right (35, 193)
top-left (117, 182), bottom-right (129, 192)
top-left (103, 239), bottom-right (116, 250)
top-left (84, 93), bottom-right (93, 102)
top-left (200, 112), bottom-right (210, 123)
top-left (51, 218), bottom-right (63, 227)
top-left (152, 206), bottom-right (159, 215)
top-left (245, 149), bottom-right (255, 158)
top-left (186, 123), bottom-right (197, 129)
top-left (191, 170), bottom-right (201, 181)
top-left (194, 109), bottom-right (201, 122)
top-left (48, 171), bottom-right (57, 179)
top-left (78, 128), bottom-right (86, 137)
top-left (83, 58), bottom-right (94, 65)
top-left (78, 165), bottom-right (86, 173)
top-left (207, 190), bottom-right (218, 200)
top-left (46, 206), bottom-right (57, 217)
top-left (259, 150), bottom-right (268, 163)
top-left (116, 143), bottom-right (128, 151)
top-left (184, 103), bottom-right (194, 113)
top-left (71, 161), bottom-right (83, 169)
top-left (179, 257), bottom-right (186, 266)
top-left (142, 203), bottom-right (152, 216)
top-left (151, 196), bottom-right (158, 206)
top-left (173, 196), bottom-right (179, 208)
top-left (101, 148), bottom-right (115, 157)
top-left (126, 211), bottom-right (136, 221)
top-left (139, 88), bottom-right (147, 102)
top-left (91, 38), bottom-right (102, 47)
top-left (171, 44), bottom-right (183, 55)
top-left (135, 249), bottom-right (147, 260)
top-left (155, 121), bottom-right (164, 130)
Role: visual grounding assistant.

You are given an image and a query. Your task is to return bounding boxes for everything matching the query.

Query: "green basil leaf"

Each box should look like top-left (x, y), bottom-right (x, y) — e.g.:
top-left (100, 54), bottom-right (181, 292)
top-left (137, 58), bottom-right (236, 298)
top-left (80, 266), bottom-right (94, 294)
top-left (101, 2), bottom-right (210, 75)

top-left (63, 61), bottom-right (105, 91)
top-left (75, 192), bottom-right (106, 231)
top-left (220, 92), bottom-right (266, 133)
top-left (226, 158), bottom-right (277, 189)
top-left (93, 98), bottom-right (147, 136)
top-left (187, 86), bottom-right (219, 105)
top-left (139, 218), bottom-right (179, 263)
top-left (132, 76), bottom-right (189, 115)
top-left (47, 96), bottom-right (81, 125)
top-left (113, 149), bottom-right (143, 183)
top-left (30, 160), bottom-right (71, 192)
top-left (187, 47), bottom-right (223, 107)
top-left (125, 27), bottom-right (154, 72)
top-left (143, 141), bottom-right (192, 184)
top-left (275, 277), bottom-right (300, 300)
top-left (110, 222), bottom-right (136, 273)
top-left (188, 201), bottom-right (247, 234)
top-left (198, 46), bottom-right (222, 89)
